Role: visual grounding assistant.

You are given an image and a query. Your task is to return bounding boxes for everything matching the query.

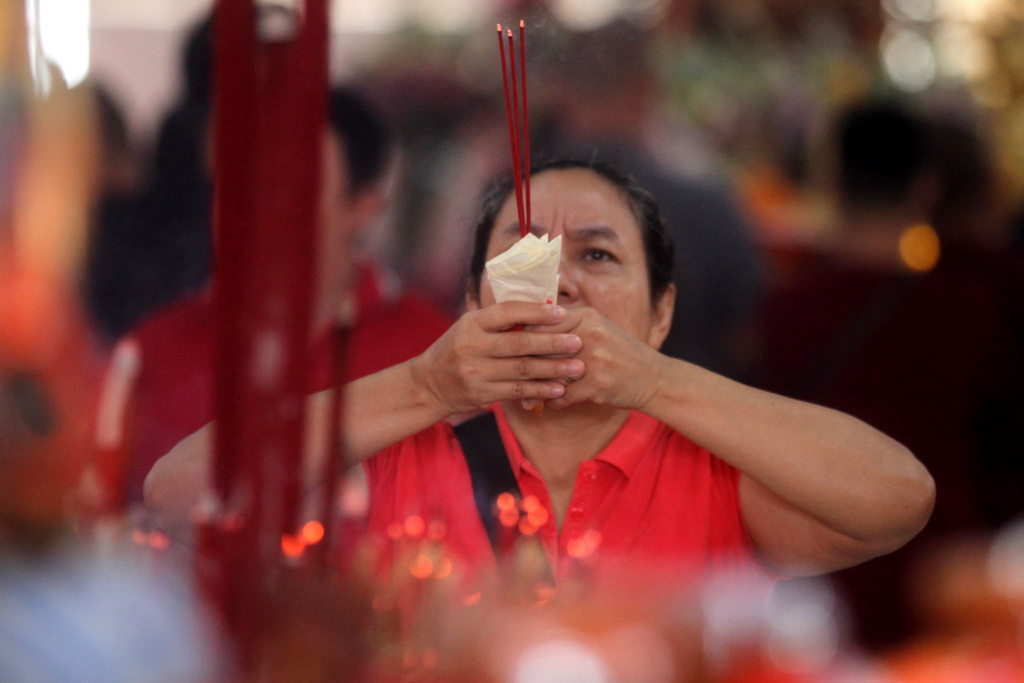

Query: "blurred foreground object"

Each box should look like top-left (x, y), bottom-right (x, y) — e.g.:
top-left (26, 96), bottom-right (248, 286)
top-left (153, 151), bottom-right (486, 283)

top-left (0, 0), bottom-right (101, 540)
top-left (0, 545), bottom-right (220, 683)
top-left (198, 2), bottom-right (378, 679)
top-left (882, 519), bottom-right (1024, 682)
top-left (0, 4), bottom-right (224, 682)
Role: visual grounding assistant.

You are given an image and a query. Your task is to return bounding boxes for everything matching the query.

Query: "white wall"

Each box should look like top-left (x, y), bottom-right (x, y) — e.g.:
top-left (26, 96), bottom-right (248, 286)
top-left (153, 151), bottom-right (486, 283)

top-left (87, 0), bottom-right (415, 144)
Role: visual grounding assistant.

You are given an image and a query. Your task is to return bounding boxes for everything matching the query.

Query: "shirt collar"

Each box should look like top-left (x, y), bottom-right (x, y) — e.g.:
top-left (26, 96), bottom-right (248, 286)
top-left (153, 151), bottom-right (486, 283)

top-left (492, 403), bottom-right (526, 478)
top-left (492, 404), bottom-right (656, 481)
top-left (592, 410), bottom-right (656, 479)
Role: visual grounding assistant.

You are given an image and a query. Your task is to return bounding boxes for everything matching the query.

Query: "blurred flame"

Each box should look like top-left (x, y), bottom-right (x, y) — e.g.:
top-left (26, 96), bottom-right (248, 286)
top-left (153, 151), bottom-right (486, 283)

top-left (500, 507), bottom-right (520, 527)
top-left (528, 506), bottom-right (549, 527)
top-left (519, 518), bottom-right (538, 535)
top-left (899, 223), bottom-right (941, 272)
top-left (434, 556), bottom-right (453, 579)
top-left (404, 514), bottom-right (425, 537)
top-left (302, 520), bottom-right (325, 545)
top-left (148, 531), bottom-right (170, 551)
top-left (410, 554), bottom-right (434, 579)
top-left (281, 533), bottom-right (305, 558)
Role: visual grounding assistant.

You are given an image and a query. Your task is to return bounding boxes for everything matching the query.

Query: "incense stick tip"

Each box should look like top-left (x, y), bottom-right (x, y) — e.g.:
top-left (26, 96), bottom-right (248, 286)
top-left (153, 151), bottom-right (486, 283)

top-left (508, 29), bottom-right (513, 37)
top-left (497, 23), bottom-right (502, 31)
top-left (520, 19), bottom-right (525, 28)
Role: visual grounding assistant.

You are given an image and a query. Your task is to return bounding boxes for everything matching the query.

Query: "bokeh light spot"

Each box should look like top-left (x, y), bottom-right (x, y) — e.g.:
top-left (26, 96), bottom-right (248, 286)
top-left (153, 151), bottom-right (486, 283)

top-left (301, 520), bottom-right (325, 545)
top-left (410, 554), bottom-right (435, 579)
top-left (899, 223), bottom-right (941, 272)
top-left (404, 514), bottom-right (425, 537)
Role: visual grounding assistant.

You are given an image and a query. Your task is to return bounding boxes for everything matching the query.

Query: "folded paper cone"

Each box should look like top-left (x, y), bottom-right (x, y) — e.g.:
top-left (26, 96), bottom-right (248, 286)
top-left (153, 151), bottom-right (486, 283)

top-left (485, 234), bottom-right (561, 305)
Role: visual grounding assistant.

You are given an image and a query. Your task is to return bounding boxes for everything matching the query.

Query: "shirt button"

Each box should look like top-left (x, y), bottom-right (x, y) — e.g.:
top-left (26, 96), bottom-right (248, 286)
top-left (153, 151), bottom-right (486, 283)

top-left (569, 505), bottom-right (584, 519)
top-left (582, 471), bottom-right (597, 483)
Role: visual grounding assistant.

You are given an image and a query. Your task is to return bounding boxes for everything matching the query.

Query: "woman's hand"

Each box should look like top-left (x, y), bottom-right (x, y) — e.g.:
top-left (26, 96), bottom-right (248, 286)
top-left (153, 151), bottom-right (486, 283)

top-left (409, 302), bottom-right (586, 417)
top-left (527, 306), bottom-right (667, 412)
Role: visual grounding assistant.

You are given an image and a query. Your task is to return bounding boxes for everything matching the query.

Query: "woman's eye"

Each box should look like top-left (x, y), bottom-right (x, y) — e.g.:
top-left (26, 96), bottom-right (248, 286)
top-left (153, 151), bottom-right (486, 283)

top-left (584, 249), bottom-right (614, 262)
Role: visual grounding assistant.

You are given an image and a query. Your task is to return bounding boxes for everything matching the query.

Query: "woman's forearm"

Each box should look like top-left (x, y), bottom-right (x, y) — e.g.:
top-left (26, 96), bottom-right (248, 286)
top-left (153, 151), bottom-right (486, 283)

top-left (644, 356), bottom-right (935, 568)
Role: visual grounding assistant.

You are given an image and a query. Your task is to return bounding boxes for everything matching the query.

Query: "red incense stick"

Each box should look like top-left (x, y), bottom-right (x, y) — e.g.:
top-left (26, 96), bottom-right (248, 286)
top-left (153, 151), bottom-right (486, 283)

top-left (520, 20), bottom-right (531, 231)
top-left (507, 29), bottom-right (526, 236)
top-left (497, 24), bottom-right (527, 238)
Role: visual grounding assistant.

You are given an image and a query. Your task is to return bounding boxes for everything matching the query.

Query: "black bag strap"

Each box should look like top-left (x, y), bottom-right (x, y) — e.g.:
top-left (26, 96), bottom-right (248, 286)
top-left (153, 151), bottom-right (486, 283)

top-left (454, 412), bottom-right (521, 551)
top-left (454, 412), bottom-right (555, 586)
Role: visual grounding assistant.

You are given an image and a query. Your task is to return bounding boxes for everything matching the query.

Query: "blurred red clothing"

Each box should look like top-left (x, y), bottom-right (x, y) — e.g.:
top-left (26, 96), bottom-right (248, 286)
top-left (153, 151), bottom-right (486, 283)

top-left (364, 402), bottom-right (753, 584)
top-left (126, 264), bottom-right (452, 502)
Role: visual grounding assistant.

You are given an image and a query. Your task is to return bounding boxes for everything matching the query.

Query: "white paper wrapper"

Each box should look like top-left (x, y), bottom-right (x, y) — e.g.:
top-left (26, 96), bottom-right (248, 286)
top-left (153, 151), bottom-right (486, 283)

top-left (484, 233), bottom-right (562, 305)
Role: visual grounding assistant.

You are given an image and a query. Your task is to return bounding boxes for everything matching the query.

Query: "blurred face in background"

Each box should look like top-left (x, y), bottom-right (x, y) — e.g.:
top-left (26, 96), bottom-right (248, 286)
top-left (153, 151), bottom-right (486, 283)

top-left (314, 131), bottom-right (384, 328)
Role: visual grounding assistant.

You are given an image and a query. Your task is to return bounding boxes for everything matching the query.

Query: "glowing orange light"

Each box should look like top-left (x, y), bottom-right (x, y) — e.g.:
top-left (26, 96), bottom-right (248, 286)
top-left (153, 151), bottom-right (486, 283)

top-left (463, 591), bottom-right (482, 605)
top-left (0, 274), bottom-right (60, 357)
top-left (281, 534), bottom-right (306, 558)
top-left (528, 507), bottom-right (549, 527)
top-left (302, 520), bottom-right (325, 545)
top-left (535, 585), bottom-right (556, 606)
top-left (410, 554), bottom-right (434, 579)
top-left (148, 531), bottom-right (170, 551)
top-left (427, 519), bottom-right (447, 540)
top-left (522, 495), bottom-right (540, 512)
top-left (387, 522), bottom-right (404, 540)
top-left (567, 531), bottom-right (600, 558)
top-left (404, 515), bottom-right (425, 537)
top-left (496, 492), bottom-right (516, 511)
top-left (434, 557), bottom-right (454, 579)
top-left (519, 518), bottom-right (537, 535)
top-left (899, 223), bottom-right (941, 272)
top-left (499, 507), bottom-right (520, 527)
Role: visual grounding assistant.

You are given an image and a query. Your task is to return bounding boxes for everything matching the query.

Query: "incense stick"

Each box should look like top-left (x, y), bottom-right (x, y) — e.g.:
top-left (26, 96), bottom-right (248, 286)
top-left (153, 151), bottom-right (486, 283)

top-left (508, 29), bottom-right (526, 236)
top-left (520, 21), bottom-right (531, 232)
top-left (497, 25), bottom-right (527, 238)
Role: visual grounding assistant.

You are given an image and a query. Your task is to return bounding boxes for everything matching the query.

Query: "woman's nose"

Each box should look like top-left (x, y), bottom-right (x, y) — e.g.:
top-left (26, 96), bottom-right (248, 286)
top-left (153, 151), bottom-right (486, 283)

top-left (557, 261), bottom-right (580, 304)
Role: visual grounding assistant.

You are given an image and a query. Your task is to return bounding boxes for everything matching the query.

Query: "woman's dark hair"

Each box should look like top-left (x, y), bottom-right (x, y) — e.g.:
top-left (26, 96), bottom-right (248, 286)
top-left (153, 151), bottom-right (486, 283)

top-left (467, 157), bottom-right (674, 305)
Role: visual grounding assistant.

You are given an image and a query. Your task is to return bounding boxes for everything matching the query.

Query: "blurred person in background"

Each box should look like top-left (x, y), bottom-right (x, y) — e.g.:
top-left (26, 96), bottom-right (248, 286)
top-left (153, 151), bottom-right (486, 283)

top-left (84, 18), bottom-right (215, 341)
top-left (82, 84), bottom-right (148, 341)
top-left (364, 68), bottom-right (497, 316)
top-left (753, 99), bottom-right (1024, 651)
top-left (537, 20), bottom-right (761, 379)
top-left (124, 85), bottom-right (452, 506)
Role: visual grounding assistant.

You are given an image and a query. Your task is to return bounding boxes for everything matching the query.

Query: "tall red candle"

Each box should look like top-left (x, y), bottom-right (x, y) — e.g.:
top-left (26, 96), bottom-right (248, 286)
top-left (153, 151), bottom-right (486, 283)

top-left (208, 0), bottom-right (328, 672)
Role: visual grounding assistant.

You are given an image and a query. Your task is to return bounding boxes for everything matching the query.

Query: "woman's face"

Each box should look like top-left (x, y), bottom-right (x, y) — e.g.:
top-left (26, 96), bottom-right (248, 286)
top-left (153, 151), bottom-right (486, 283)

top-left (473, 168), bottom-right (674, 349)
